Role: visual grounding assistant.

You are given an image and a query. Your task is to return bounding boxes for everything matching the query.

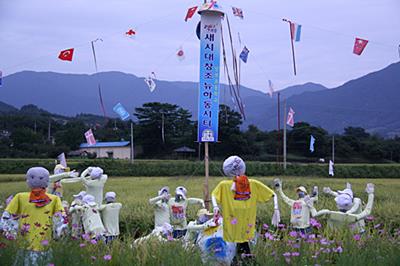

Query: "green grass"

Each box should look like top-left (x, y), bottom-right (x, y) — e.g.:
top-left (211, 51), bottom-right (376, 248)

top-left (0, 175), bottom-right (400, 265)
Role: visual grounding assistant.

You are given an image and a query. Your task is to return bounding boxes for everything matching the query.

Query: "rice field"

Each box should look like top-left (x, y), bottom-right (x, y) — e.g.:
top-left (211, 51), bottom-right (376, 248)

top-left (0, 175), bottom-right (400, 265)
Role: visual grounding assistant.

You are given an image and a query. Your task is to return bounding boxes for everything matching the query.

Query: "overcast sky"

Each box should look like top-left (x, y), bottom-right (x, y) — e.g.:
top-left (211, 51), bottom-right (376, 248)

top-left (1, 0), bottom-right (399, 92)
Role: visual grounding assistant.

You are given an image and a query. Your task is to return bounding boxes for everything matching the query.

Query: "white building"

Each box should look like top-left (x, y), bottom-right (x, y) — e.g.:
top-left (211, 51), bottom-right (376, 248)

top-left (79, 141), bottom-right (131, 159)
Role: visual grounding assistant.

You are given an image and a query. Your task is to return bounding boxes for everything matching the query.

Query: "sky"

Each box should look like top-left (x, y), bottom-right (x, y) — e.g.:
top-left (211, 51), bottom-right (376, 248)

top-left (0, 0), bottom-right (399, 93)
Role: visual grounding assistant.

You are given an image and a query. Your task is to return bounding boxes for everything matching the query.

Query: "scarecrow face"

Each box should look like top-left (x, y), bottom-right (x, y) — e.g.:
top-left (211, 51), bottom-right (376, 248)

top-left (26, 167), bottom-right (50, 189)
top-left (335, 194), bottom-right (353, 212)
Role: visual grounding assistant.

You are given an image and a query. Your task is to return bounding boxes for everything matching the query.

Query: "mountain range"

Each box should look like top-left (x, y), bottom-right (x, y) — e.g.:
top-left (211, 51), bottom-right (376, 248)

top-left (1, 62), bottom-right (399, 137)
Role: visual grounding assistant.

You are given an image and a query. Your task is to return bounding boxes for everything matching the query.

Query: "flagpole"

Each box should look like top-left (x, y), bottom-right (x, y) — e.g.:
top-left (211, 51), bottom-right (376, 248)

top-left (130, 122), bottom-right (134, 164)
top-left (283, 19), bottom-right (297, 75)
top-left (283, 99), bottom-right (287, 170)
top-left (276, 92), bottom-right (281, 165)
top-left (332, 135), bottom-right (335, 163)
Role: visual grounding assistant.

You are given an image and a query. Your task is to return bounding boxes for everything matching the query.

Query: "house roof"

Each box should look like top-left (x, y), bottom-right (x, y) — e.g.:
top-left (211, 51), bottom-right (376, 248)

top-left (174, 146), bottom-right (196, 153)
top-left (79, 141), bottom-right (130, 148)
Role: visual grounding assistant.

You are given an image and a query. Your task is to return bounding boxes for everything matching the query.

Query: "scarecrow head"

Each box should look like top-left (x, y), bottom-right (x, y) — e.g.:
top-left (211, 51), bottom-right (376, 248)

top-left (222, 156), bottom-right (246, 177)
top-left (26, 167), bottom-right (50, 189)
top-left (105, 192), bottom-right (116, 204)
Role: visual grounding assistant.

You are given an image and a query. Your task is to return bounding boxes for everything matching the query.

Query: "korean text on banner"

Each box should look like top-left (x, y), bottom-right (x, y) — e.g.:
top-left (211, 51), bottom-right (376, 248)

top-left (197, 12), bottom-right (222, 142)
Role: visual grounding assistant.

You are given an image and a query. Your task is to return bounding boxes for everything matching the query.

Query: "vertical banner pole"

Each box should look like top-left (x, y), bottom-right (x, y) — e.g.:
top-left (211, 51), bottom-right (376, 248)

top-left (283, 99), bottom-right (287, 170)
top-left (332, 135), bottom-right (335, 163)
top-left (197, 4), bottom-right (224, 210)
top-left (204, 142), bottom-right (210, 209)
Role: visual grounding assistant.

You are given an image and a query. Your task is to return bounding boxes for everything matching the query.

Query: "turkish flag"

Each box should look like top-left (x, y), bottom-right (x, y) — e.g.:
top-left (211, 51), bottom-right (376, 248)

top-left (185, 6), bottom-right (198, 22)
top-left (353, 38), bottom-right (368, 55)
top-left (58, 48), bottom-right (74, 61)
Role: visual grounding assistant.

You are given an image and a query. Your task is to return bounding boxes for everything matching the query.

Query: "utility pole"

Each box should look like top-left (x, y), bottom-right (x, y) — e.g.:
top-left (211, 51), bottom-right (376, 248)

top-left (332, 135), bottom-right (335, 163)
top-left (276, 92), bottom-right (281, 165)
top-left (283, 99), bottom-right (287, 170)
top-left (130, 122), bottom-right (134, 164)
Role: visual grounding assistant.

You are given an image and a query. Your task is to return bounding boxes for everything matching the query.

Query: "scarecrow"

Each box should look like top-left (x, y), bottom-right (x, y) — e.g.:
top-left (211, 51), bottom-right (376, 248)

top-left (99, 191), bottom-right (122, 243)
top-left (149, 186), bottom-right (171, 229)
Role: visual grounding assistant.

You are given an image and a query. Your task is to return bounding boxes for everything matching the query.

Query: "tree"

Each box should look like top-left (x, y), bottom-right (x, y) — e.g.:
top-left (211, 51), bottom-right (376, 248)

top-left (134, 102), bottom-right (193, 157)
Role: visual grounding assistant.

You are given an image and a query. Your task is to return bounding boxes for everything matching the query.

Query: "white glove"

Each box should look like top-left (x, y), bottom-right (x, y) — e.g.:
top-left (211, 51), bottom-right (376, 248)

top-left (365, 183), bottom-right (375, 194)
top-left (312, 186), bottom-right (318, 197)
top-left (304, 195), bottom-right (313, 207)
top-left (271, 209), bottom-right (280, 227)
top-left (69, 170), bottom-right (78, 178)
top-left (323, 187), bottom-right (332, 194)
top-left (205, 220), bottom-right (217, 228)
top-left (273, 178), bottom-right (282, 189)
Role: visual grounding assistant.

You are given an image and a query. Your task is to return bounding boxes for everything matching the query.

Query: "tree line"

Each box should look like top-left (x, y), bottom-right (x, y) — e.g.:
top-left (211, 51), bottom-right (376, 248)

top-left (0, 102), bottom-right (399, 163)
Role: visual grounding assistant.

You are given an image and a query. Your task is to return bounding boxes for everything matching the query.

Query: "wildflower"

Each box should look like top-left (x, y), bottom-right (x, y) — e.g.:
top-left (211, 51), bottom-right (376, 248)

top-left (353, 234), bottom-right (361, 241)
top-left (374, 223), bottom-right (382, 229)
top-left (291, 252), bottom-right (300, 257)
top-left (308, 234), bottom-right (316, 239)
top-left (81, 233), bottom-right (90, 241)
top-left (366, 215), bottom-right (374, 221)
top-left (333, 246), bottom-right (343, 253)
top-left (320, 238), bottom-right (329, 245)
top-left (289, 231), bottom-right (297, 238)
top-left (230, 218), bottom-right (238, 225)
top-left (103, 254), bottom-right (112, 261)
top-left (90, 239), bottom-right (97, 245)
top-left (292, 243), bottom-right (300, 249)
top-left (283, 252), bottom-right (291, 257)
top-left (263, 224), bottom-right (269, 230)
top-left (167, 235), bottom-right (174, 241)
top-left (79, 243), bottom-right (86, 248)
top-left (278, 223), bottom-right (285, 229)
top-left (72, 223), bottom-right (78, 229)
top-left (322, 248), bottom-right (331, 254)
top-left (264, 232), bottom-right (274, 240)
top-left (41, 240), bottom-right (49, 246)
top-left (310, 218), bottom-right (321, 229)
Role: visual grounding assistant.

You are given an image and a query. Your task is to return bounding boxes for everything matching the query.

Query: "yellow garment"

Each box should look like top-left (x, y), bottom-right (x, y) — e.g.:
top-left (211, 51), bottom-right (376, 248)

top-left (212, 179), bottom-right (274, 243)
top-left (6, 192), bottom-right (64, 251)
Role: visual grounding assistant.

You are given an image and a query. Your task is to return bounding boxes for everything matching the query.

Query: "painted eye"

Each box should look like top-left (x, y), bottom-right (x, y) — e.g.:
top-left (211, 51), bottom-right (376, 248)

top-left (40, 177), bottom-right (43, 180)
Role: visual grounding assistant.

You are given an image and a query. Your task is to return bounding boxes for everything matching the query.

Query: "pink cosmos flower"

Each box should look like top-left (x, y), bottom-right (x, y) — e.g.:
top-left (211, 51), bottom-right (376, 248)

top-left (263, 224), bottom-right (269, 230)
top-left (81, 233), bottom-right (90, 240)
top-left (366, 215), bottom-right (374, 221)
top-left (333, 246), bottom-right (343, 253)
top-left (283, 252), bottom-right (291, 257)
top-left (103, 254), bottom-right (112, 261)
top-left (353, 234), bottom-right (361, 241)
top-left (79, 243), bottom-right (86, 248)
top-left (90, 239), bottom-right (97, 245)
top-left (264, 232), bottom-right (274, 240)
top-left (291, 252), bottom-right (300, 257)
top-left (310, 218), bottom-right (321, 229)
top-left (289, 231), bottom-right (298, 238)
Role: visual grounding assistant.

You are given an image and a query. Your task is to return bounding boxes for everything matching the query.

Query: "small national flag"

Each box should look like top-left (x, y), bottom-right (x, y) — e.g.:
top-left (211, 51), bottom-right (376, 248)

top-left (177, 47), bottom-right (185, 61)
top-left (125, 29), bottom-right (136, 39)
top-left (329, 160), bottom-right (334, 176)
top-left (353, 38), bottom-right (368, 55)
top-left (268, 80), bottom-right (274, 98)
top-left (0, 71), bottom-right (2, 87)
top-left (144, 76), bottom-right (156, 92)
top-left (232, 7), bottom-right (244, 19)
top-left (239, 46), bottom-right (250, 63)
top-left (58, 48), bottom-right (74, 61)
top-left (113, 103), bottom-right (130, 121)
top-left (57, 153), bottom-right (67, 168)
top-left (290, 22), bottom-right (302, 42)
top-left (310, 135), bottom-right (316, 152)
top-left (185, 6), bottom-right (198, 22)
top-left (286, 107), bottom-right (295, 127)
top-left (84, 129), bottom-right (96, 146)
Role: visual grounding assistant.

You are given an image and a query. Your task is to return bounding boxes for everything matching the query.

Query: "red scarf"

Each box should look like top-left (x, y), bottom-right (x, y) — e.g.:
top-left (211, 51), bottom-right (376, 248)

top-left (233, 175), bottom-right (251, 200)
top-left (29, 188), bottom-right (52, 207)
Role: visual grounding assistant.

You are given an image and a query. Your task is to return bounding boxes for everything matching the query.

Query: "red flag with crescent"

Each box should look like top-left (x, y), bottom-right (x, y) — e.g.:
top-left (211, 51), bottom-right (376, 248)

top-left (58, 48), bottom-right (74, 61)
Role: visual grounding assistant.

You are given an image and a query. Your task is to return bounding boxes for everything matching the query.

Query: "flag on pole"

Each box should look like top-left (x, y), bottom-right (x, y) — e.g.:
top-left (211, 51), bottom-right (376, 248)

top-left (0, 71), bottom-right (2, 87)
top-left (176, 47), bottom-right (185, 61)
top-left (286, 107), bottom-right (295, 127)
top-left (144, 76), bottom-right (156, 92)
top-left (329, 160), bottom-right (334, 176)
top-left (353, 38), bottom-right (368, 55)
top-left (58, 48), bottom-right (74, 61)
top-left (84, 129), bottom-right (96, 146)
top-left (290, 23), bottom-right (302, 42)
top-left (185, 6), bottom-right (198, 21)
top-left (113, 103), bottom-right (130, 121)
top-left (125, 29), bottom-right (136, 39)
top-left (268, 80), bottom-right (274, 98)
top-left (239, 46), bottom-right (250, 63)
top-left (232, 7), bottom-right (244, 19)
top-left (57, 153), bottom-right (67, 168)
top-left (310, 135), bottom-right (316, 152)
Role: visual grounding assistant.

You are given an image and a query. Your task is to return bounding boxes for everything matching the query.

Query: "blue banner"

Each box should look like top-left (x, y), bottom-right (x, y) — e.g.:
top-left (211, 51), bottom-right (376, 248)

top-left (113, 102), bottom-right (130, 121)
top-left (197, 12), bottom-right (222, 142)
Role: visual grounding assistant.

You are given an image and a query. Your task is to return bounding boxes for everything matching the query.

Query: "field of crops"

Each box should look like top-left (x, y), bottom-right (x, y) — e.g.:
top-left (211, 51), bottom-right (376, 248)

top-left (1, 175), bottom-right (400, 265)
